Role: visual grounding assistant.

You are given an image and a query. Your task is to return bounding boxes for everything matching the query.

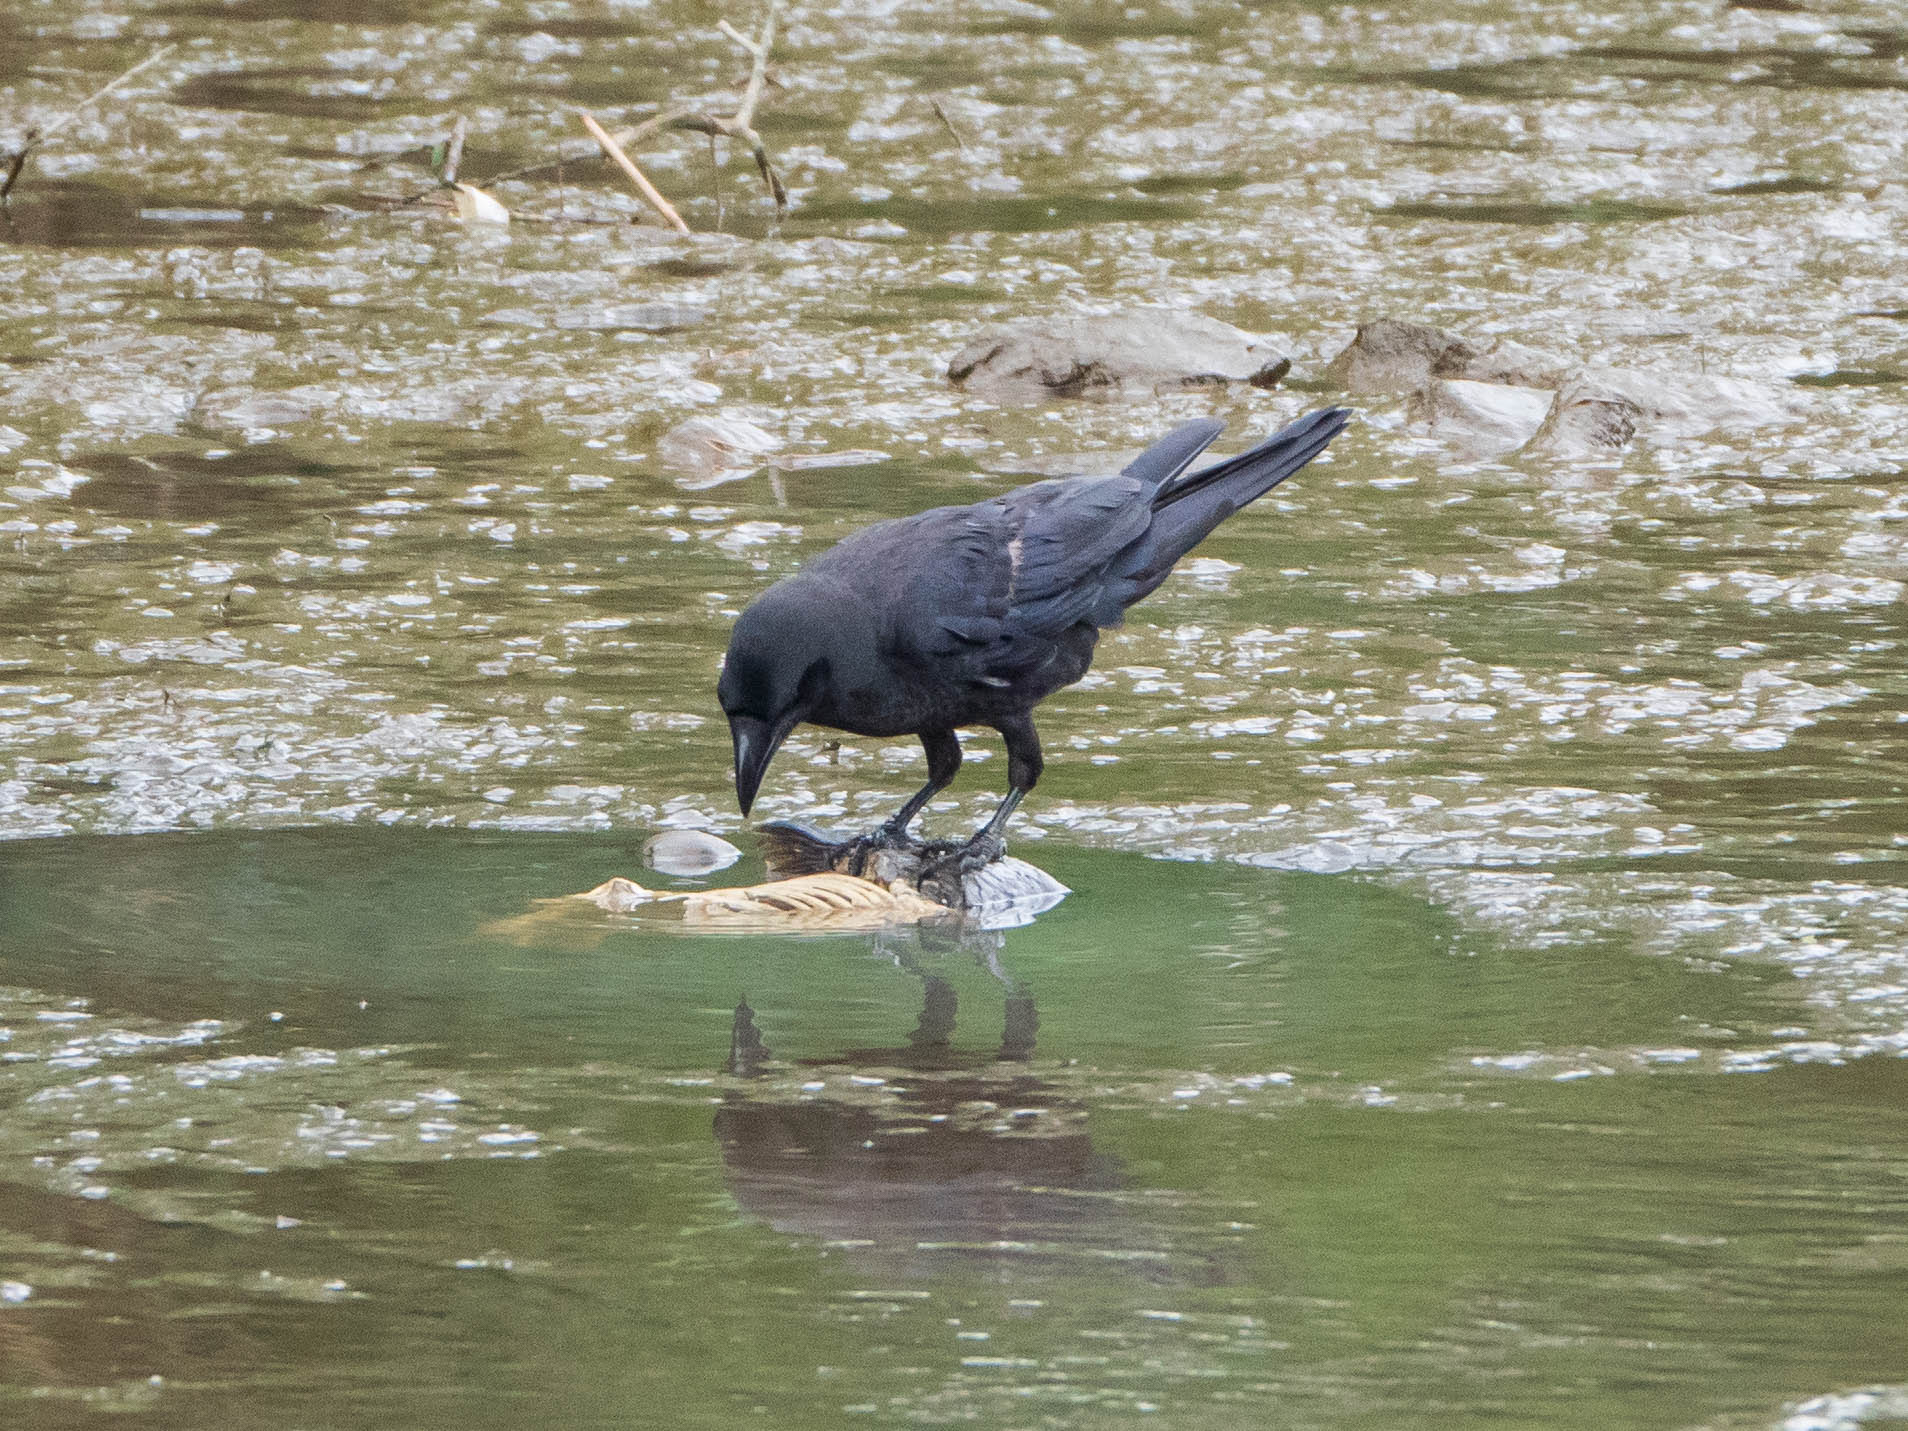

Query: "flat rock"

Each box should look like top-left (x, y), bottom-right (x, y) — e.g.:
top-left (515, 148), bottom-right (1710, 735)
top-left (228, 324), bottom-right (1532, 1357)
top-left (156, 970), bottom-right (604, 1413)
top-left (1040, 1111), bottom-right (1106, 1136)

top-left (1323, 318), bottom-right (1573, 394)
top-left (1408, 378), bottom-right (1554, 455)
top-left (656, 415), bottom-right (781, 488)
top-left (948, 309), bottom-right (1290, 401)
top-left (1527, 366), bottom-right (1791, 456)
top-left (194, 385), bottom-right (336, 433)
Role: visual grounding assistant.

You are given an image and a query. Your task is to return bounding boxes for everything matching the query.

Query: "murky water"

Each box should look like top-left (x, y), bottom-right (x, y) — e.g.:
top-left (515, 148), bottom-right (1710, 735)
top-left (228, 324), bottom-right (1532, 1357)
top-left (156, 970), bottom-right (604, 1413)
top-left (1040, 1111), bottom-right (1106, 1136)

top-left (3, 1), bottom-right (1907, 1426)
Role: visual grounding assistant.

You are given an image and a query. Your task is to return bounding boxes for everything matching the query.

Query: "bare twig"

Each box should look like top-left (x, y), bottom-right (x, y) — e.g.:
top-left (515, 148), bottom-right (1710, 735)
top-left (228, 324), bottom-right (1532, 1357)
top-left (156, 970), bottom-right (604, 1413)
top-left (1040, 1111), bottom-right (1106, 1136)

top-left (687, 1), bottom-right (787, 213)
top-left (717, 10), bottom-right (776, 128)
top-left (2, 42), bottom-right (176, 204)
top-left (439, 115), bottom-right (468, 186)
top-left (0, 149), bottom-right (30, 205)
top-left (578, 109), bottom-right (691, 233)
top-left (437, 4), bottom-right (788, 222)
top-left (473, 105), bottom-right (699, 193)
top-left (928, 95), bottom-right (969, 153)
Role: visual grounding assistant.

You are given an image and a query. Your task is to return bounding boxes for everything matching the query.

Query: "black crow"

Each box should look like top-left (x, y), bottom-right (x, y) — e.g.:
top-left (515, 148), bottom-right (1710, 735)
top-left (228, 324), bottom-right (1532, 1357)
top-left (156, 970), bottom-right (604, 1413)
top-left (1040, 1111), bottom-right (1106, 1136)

top-left (718, 406), bottom-right (1353, 871)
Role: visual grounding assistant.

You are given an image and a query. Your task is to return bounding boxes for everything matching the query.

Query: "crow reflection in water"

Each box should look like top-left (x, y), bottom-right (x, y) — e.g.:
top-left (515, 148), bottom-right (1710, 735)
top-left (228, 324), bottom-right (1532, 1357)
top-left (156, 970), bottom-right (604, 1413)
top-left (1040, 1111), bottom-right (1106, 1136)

top-left (718, 407), bottom-right (1353, 874)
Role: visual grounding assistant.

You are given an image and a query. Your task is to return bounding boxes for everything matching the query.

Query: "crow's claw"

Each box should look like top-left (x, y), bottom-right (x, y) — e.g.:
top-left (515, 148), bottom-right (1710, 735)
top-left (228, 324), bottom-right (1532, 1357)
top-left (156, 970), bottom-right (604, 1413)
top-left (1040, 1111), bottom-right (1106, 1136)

top-left (839, 820), bottom-right (925, 878)
top-left (918, 832), bottom-right (1006, 885)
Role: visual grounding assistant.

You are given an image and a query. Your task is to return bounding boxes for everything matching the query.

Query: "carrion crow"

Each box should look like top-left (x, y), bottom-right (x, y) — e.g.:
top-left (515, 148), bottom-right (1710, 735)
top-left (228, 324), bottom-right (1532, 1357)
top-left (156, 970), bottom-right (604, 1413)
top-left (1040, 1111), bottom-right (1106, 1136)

top-left (718, 406), bottom-right (1354, 872)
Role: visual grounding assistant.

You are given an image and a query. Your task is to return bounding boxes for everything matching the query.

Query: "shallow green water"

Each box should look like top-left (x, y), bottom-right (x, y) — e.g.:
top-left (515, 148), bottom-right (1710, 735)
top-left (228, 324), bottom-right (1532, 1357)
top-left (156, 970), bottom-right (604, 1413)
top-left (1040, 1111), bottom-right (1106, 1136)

top-left (3, 0), bottom-right (1908, 1425)
top-left (4, 831), bottom-right (1906, 1430)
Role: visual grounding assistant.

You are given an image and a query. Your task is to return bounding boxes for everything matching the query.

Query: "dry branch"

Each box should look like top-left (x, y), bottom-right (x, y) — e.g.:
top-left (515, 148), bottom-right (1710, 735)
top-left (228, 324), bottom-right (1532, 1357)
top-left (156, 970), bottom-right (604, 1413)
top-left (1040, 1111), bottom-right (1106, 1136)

top-left (439, 114), bottom-right (468, 187)
top-left (578, 109), bottom-right (691, 233)
top-left (678, 1), bottom-right (788, 214)
top-left (468, 3), bottom-right (788, 221)
top-left (2, 43), bottom-right (176, 203)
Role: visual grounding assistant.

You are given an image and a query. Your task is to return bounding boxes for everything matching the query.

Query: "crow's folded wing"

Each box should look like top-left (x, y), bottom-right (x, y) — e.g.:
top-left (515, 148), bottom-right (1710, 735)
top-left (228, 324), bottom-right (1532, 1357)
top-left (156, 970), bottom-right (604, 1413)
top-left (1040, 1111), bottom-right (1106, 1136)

top-left (803, 502), bottom-right (1014, 658)
top-left (807, 474), bottom-right (1158, 677)
top-left (994, 476), bottom-right (1153, 639)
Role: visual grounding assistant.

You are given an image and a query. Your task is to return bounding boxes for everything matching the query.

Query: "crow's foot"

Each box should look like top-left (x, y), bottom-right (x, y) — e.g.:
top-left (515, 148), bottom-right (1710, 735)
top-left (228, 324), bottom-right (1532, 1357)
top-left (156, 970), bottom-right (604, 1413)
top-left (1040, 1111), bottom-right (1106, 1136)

top-left (838, 819), bottom-right (927, 879)
top-left (916, 831), bottom-right (1006, 886)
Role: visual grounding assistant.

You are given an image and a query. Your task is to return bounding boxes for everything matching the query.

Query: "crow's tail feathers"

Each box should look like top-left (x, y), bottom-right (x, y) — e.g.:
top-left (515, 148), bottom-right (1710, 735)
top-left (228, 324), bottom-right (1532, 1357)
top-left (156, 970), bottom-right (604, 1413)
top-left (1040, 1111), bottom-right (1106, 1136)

top-left (1158, 406), bottom-right (1351, 510)
top-left (1127, 406), bottom-right (1353, 589)
top-left (1121, 417), bottom-right (1226, 488)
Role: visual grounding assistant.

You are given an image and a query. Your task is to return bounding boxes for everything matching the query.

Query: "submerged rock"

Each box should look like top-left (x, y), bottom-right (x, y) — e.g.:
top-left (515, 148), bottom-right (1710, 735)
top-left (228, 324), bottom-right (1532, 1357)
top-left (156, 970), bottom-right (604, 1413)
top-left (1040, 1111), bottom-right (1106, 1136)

top-left (1327, 316), bottom-right (1794, 456)
top-left (948, 310), bottom-right (1290, 401)
top-left (758, 821), bottom-right (1070, 929)
top-left (1408, 378), bottom-right (1554, 455)
top-left (484, 302), bottom-right (706, 332)
top-left (1526, 379), bottom-right (1641, 456)
top-left (1527, 367), bottom-right (1790, 456)
top-left (656, 415), bottom-right (781, 488)
top-left (194, 385), bottom-right (336, 434)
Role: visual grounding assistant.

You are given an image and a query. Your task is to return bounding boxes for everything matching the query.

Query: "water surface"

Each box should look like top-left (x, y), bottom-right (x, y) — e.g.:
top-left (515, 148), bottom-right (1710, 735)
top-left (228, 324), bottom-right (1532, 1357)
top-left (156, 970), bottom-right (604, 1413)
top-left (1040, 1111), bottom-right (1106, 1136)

top-left (3, 0), bottom-right (1907, 1426)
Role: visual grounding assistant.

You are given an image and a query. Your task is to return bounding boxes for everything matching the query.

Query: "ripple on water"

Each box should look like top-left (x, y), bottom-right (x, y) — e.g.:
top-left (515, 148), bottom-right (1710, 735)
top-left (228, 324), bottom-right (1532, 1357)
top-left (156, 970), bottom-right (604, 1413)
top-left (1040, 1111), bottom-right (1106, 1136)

top-left (0, 985), bottom-right (555, 1226)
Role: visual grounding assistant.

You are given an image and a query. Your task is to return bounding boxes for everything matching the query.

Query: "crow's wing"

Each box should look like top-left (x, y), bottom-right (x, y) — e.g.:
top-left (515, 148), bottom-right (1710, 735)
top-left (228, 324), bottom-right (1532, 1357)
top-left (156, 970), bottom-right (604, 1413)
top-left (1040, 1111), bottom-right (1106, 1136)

top-left (790, 410), bottom-right (1349, 692)
top-left (802, 502), bottom-right (1015, 657)
top-left (804, 474), bottom-right (1156, 675)
top-left (993, 476), bottom-right (1154, 639)
top-left (985, 408), bottom-right (1351, 648)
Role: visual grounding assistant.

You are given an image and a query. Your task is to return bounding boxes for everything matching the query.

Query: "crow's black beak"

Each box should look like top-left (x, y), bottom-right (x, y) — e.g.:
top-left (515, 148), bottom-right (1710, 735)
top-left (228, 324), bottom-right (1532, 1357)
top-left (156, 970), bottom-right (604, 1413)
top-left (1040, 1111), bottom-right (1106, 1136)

top-left (729, 713), bottom-right (790, 817)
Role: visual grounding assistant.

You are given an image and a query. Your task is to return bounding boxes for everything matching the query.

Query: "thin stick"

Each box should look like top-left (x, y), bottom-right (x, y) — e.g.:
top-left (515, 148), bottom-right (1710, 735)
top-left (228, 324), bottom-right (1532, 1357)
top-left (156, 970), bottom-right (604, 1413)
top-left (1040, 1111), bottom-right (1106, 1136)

top-left (440, 114), bottom-right (468, 186)
top-left (1, 42), bottom-right (176, 203)
top-left (717, 3), bottom-right (778, 130)
top-left (928, 96), bottom-right (969, 153)
top-left (479, 103), bottom-right (702, 192)
top-left (0, 149), bottom-right (30, 204)
top-left (443, 4), bottom-right (787, 219)
top-left (578, 109), bottom-right (691, 233)
top-left (36, 42), bottom-right (177, 145)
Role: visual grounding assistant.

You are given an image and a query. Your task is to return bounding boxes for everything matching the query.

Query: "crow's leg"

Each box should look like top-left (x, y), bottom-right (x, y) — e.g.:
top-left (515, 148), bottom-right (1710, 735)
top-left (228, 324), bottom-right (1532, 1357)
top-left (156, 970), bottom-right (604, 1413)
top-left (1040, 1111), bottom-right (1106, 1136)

top-left (920, 714), bottom-right (1041, 879)
top-left (844, 729), bottom-right (962, 871)
top-left (887, 727), bottom-right (963, 837)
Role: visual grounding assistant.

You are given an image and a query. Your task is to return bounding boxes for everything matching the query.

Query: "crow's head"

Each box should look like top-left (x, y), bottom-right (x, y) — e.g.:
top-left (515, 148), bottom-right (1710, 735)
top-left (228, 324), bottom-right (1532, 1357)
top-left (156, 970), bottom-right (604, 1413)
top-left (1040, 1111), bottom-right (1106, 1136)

top-left (717, 587), bottom-right (833, 816)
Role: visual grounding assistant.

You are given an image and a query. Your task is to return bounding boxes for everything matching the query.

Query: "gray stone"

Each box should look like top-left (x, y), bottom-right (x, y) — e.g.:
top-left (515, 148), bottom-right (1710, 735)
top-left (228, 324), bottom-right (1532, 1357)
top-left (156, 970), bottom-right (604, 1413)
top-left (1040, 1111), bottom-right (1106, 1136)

top-left (1322, 318), bottom-right (1478, 394)
top-left (656, 415), bottom-right (781, 488)
top-left (1409, 378), bottom-right (1555, 455)
top-left (1323, 319), bottom-right (1574, 395)
top-left (1462, 338), bottom-right (1577, 391)
top-left (1528, 366), bottom-right (1790, 456)
top-left (948, 309), bottom-right (1290, 401)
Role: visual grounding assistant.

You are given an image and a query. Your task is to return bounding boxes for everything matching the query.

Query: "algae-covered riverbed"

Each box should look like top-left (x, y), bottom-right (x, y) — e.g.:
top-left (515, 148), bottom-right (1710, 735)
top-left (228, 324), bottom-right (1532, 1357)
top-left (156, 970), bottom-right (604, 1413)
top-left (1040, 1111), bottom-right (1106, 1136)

top-left (3, 1), bottom-right (1907, 1426)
